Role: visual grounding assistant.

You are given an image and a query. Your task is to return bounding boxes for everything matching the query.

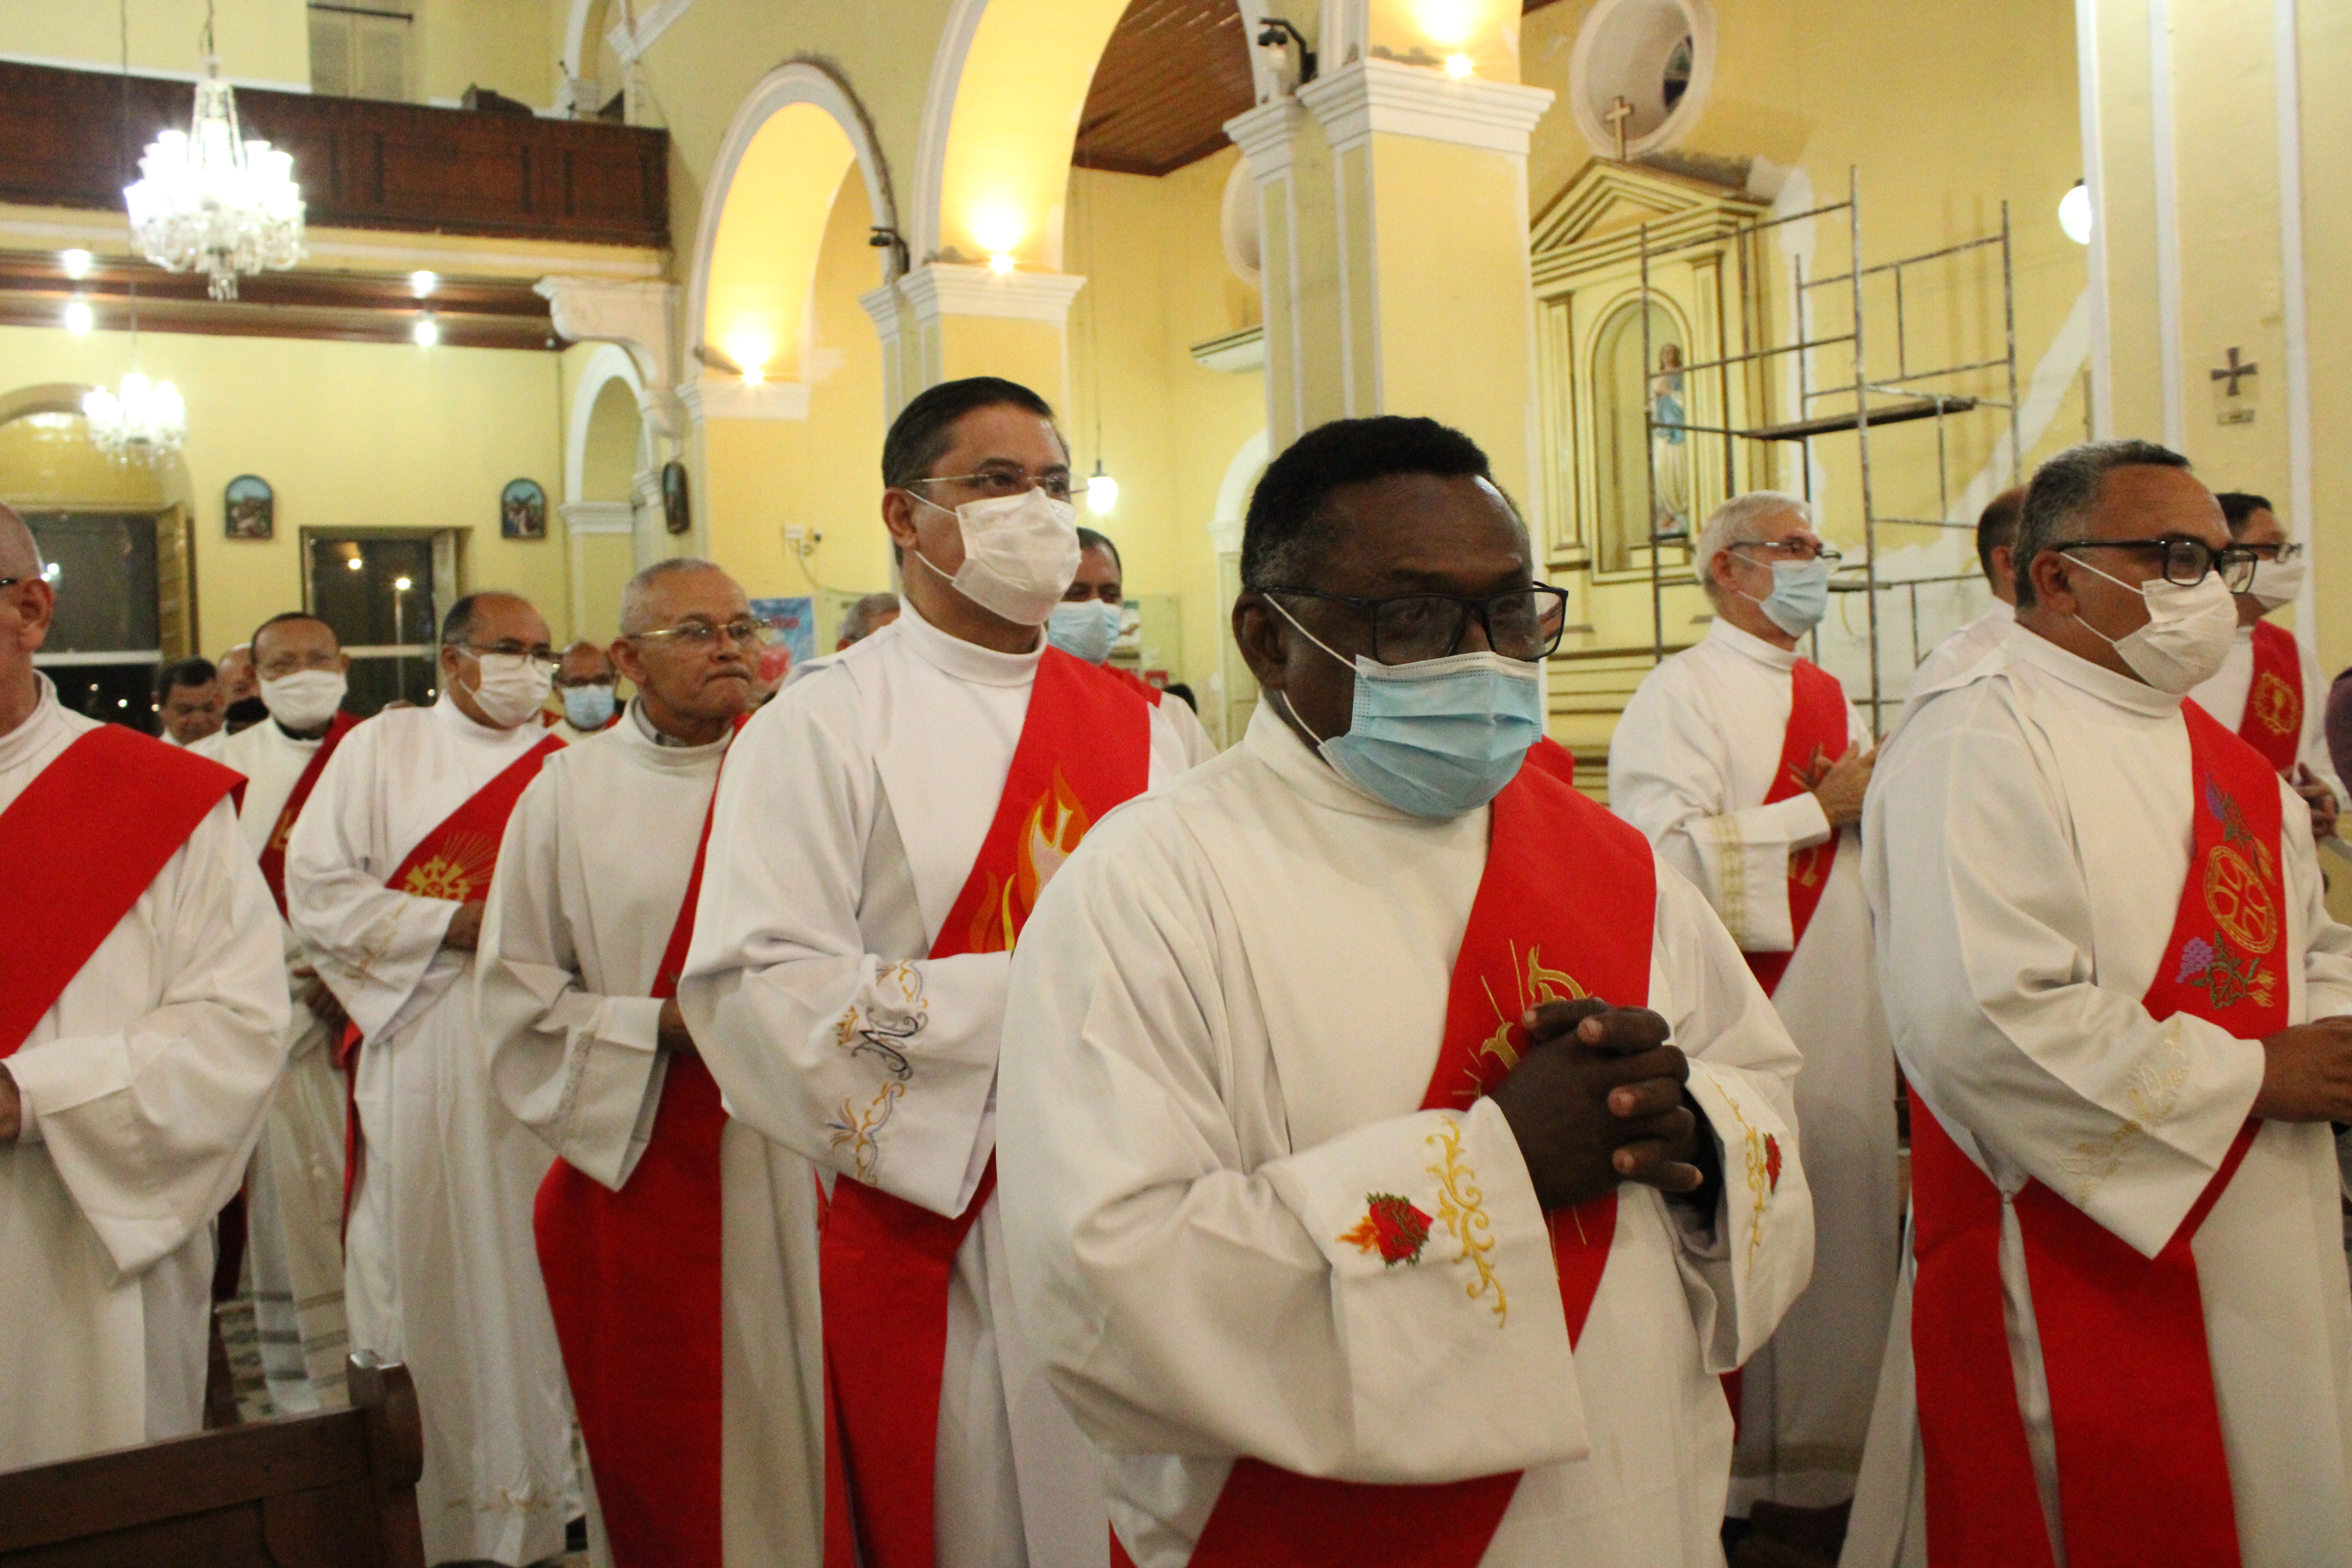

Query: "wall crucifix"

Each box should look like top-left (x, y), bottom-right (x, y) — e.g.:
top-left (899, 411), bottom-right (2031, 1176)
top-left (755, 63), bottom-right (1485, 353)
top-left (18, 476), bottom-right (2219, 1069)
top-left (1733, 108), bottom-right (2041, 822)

top-left (2211, 346), bottom-right (2258, 396)
top-left (1604, 96), bottom-right (1634, 162)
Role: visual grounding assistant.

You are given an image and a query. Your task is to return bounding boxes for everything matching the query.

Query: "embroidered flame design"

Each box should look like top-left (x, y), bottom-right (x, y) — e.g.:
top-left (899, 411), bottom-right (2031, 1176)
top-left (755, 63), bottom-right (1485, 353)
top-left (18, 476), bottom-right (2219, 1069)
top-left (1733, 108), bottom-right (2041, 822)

top-left (399, 830), bottom-right (499, 903)
top-left (971, 766), bottom-right (1094, 955)
top-left (1338, 1193), bottom-right (1433, 1267)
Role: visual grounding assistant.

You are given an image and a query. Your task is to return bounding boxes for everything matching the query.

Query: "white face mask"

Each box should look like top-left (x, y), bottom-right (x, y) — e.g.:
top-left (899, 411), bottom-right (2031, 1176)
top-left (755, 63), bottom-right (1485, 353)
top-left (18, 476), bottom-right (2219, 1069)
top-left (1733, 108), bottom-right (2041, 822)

top-left (2068, 556), bottom-right (2238, 694)
top-left (466, 652), bottom-right (553, 729)
top-left (907, 487), bottom-right (1082, 626)
top-left (2248, 554), bottom-right (2307, 611)
top-left (259, 668), bottom-right (347, 731)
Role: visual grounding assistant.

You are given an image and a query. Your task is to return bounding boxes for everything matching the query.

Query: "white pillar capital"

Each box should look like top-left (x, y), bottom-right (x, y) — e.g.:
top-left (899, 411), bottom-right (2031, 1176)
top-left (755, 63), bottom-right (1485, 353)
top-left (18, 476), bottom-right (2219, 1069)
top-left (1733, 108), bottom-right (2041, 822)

top-left (897, 263), bottom-right (1087, 328)
top-left (1225, 98), bottom-right (1308, 183)
top-left (537, 276), bottom-right (684, 436)
top-left (1299, 57), bottom-right (1553, 158)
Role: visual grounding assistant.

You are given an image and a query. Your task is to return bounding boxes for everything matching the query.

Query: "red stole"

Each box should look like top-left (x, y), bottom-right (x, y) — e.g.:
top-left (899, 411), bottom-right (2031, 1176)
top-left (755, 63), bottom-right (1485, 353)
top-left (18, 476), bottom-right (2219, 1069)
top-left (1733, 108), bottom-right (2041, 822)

top-left (1909, 700), bottom-right (2284, 1568)
top-left (1744, 659), bottom-right (1850, 997)
top-left (254, 711), bottom-right (360, 921)
top-left (1, 726), bottom-right (240, 1056)
top-left (534, 727), bottom-right (741, 1568)
top-left (1100, 662), bottom-right (1165, 706)
top-left (2237, 620), bottom-right (2302, 773)
top-left (1153, 760), bottom-right (1658, 1568)
top-left (340, 733), bottom-right (565, 1212)
top-left (820, 649), bottom-right (1154, 1568)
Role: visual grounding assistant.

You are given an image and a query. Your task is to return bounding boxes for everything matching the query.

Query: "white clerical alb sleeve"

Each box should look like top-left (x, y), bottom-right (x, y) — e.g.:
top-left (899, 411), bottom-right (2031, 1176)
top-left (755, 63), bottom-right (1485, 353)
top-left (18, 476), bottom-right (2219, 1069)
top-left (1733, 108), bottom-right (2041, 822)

top-left (7, 801), bottom-right (290, 1276)
top-left (477, 775), bottom-right (666, 1191)
top-left (998, 812), bottom-right (1586, 1486)
top-left (283, 730), bottom-right (460, 1042)
top-left (1610, 673), bottom-right (1831, 954)
top-left (682, 691), bottom-right (1002, 1220)
top-left (1868, 683), bottom-right (2267, 1258)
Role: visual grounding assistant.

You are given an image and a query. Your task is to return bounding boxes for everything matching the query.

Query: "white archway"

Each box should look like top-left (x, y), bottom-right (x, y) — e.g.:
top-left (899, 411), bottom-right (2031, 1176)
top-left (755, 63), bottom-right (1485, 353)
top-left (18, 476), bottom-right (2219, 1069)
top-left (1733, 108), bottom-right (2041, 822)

top-left (564, 343), bottom-right (647, 507)
top-left (1209, 426), bottom-right (1270, 554)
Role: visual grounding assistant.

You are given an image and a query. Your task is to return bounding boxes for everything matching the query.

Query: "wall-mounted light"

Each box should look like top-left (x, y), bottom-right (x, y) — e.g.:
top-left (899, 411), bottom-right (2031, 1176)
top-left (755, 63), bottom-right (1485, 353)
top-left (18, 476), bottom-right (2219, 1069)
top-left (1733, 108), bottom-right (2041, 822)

top-left (62, 296), bottom-right (93, 335)
top-left (989, 253), bottom-right (1016, 275)
top-left (1416, 0), bottom-right (1483, 48)
top-left (346, 555), bottom-right (366, 572)
top-left (393, 575), bottom-right (412, 591)
top-left (60, 248), bottom-right (93, 280)
top-left (412, 314), bottom-right (440, 347)
top-left (1445, 53), bottom-right (1474, 78)
top-left (410, 269), bottom-right (438, 298)
top-left (722, 327), bottom-right (773, 386)
top-left (1086, 460), bottom-right (1119, 517)
top-left (971, 204), bottom-right (1027, 266)
top-left (2058, 181), bottom-right (2092, 246)
top-left (1255, 17), bottom-right (1318, 84)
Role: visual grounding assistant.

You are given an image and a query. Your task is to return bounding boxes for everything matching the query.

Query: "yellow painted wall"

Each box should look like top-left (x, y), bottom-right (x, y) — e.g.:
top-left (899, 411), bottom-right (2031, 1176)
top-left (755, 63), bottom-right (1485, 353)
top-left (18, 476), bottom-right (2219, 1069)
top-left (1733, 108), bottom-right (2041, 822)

top-left (0, 325), bottom-right (572, 655)
top-left (0, 0), bottom-right (310, 87)
top-left (413, 0), bottom-right (559, 107)
top-left (2302, 0), bottom-right (2352, 676)
top-left (1065, 150), bottom-right (1266, 722)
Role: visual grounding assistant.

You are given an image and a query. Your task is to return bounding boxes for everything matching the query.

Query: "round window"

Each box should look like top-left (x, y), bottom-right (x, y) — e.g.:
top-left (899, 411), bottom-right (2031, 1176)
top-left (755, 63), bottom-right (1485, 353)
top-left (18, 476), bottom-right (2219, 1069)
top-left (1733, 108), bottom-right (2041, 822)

top-left (1568, 0), bottom-right (1713, 160)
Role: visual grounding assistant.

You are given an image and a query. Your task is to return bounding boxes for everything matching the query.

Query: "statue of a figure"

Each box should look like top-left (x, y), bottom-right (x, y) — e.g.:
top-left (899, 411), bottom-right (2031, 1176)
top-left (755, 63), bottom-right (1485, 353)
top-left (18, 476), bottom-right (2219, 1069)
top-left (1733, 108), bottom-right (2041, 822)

top-left (1650, 342), bottom-right (1691, 536)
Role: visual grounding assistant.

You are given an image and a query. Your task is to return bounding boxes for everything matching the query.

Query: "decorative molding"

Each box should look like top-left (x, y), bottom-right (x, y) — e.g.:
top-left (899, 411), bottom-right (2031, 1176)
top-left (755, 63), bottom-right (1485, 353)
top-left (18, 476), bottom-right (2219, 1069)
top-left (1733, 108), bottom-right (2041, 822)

top-left (912, 0), bottom-right (995, 264)
top-left (1299, 58), bottom-right (1553, 159)
top-left (677, 376), bottom-right (811, 423)
top-left (536, 277), bottom-right (680, 434)
top-left (897, 263), bottom-right (1087, 327)
top-left (1224, 98), bottom-right (1307, 182)
top-left (858, 284), bottom-right (905, 340)
top-left (565, 343), bottom-right (645, 505)
top-left (1191, 325), bottom-right (1266, 374)
top-left (559, 501), bottom-right (636, 534)
top-left (1529, 157), bottom-right (1764, 288)
top-left (609, 0), bottom-right (696, 64)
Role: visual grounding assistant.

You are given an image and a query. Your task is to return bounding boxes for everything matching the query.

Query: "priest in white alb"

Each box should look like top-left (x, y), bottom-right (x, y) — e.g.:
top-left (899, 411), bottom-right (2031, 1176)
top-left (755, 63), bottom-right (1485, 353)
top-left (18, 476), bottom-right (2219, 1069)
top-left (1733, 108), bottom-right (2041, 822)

top-left (285, 591), bottom-right (575, 1566)
top-left (682, 378), bottom-right (1201, 1568)
top-left (998, 417), bottom-right (1815, 1568)
top-left (203, 609), bottom-right (362, 1414)
top-left (0, 504), bottom-right (289, 1471)
top-left (2186, 490), bottom-right (2341, 842)
top-left (1889, 486), bottom-right (2020, 737)
top-left (1608, 492), bottom-right (1900, 1523)
top-left (1863, 439), bottom-right (2352, 1567)
top-left (479, 560), bottom-right (824, 1567)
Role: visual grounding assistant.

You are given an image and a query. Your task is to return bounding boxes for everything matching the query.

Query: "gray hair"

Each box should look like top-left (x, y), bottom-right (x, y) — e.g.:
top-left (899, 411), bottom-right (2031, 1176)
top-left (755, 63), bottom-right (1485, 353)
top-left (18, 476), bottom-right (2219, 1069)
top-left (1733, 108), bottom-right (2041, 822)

top-left (2013, 439), bottom-right (2192, 607)
top-left (1695, 491), bottom-right (1811, 602)
top-left (618, 557), bottom-right (729, 635)
top-left (0, 503), bottom-right (43, 577)
top-left (838, 592), bottom-right (900, 644)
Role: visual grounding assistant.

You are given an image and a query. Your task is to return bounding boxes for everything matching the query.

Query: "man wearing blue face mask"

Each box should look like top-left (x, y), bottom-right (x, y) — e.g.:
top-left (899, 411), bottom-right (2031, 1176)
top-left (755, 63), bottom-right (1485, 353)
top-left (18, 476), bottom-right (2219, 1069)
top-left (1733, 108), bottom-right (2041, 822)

top-left (996, 416), bottom-right (1815, 1567)
top-left (549, 640), bottom-right (623, 742)
top-left (1609, 492), bottom-right (1898, 1546)
top-left (1047, 526), bottom-right (1217, 765)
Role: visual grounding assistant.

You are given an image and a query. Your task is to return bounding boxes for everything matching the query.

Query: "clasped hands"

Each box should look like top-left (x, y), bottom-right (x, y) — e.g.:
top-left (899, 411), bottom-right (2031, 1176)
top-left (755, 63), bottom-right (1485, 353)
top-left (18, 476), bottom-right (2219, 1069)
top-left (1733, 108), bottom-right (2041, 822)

top-left (1486, 998), bottom-right (1720, 1213)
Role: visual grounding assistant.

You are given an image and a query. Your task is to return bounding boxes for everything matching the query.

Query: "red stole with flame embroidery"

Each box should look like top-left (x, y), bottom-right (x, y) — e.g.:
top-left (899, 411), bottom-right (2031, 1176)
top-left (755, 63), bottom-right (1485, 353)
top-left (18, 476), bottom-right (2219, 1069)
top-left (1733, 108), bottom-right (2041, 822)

top-left (1745, 659), bottom-right (1850, 997)
top-left (1145, 759), bottom-right (1660, 1568)
top-left (254, 711), bottom-right (359, 921)
top-left (2237, 619), bottom-right (2303, 773)
top-left (820, 648), bottom-right (1152, 1568)
top-left (339, 732), bottom-right (564, 1210)
top-left (1909, 701), bottom-right (2283, 1568)
top-left (533, 720), bottom-right (743, 1568)
top-left (1, 726), bottom-right (241, 1057)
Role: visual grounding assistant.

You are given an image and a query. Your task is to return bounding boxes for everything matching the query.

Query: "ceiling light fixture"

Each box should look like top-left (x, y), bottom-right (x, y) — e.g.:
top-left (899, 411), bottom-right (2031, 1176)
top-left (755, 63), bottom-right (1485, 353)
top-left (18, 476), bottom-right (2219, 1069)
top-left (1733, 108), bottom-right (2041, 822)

top-left (63, 297), bottom-right (94, 335)
top-left (124, 0), bottom-right (304, 299)
top-left (60, 249), bottom-right (93, 280)
top-left (410, 269), bottom-right (437, 298)
top-left (2058, 180), bottom-right (2092, 246)
top-left (88, 2), bottom-right (186, 466)
top-left (412, 314), bottom-right (440, 347)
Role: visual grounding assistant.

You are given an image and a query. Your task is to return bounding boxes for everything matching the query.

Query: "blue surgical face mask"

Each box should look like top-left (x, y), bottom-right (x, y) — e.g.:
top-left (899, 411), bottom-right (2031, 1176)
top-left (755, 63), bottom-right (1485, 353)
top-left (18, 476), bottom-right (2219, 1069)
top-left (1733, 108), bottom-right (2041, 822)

top-left (561, 683), bottom-right (616, 731)
top-left (1269, 597), bottom-right (1544, 818)
top-left (1046, 599), bottom-right (1123, 665)
top-left (1740, 556), bottom-right (1832, 637)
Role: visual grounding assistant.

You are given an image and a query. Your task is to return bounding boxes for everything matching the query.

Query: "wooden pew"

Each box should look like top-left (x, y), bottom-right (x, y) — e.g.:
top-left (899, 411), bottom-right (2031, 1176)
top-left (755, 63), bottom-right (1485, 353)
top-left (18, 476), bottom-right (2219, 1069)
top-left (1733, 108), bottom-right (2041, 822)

top-left (0, 1354), bottom-right (425, 1568)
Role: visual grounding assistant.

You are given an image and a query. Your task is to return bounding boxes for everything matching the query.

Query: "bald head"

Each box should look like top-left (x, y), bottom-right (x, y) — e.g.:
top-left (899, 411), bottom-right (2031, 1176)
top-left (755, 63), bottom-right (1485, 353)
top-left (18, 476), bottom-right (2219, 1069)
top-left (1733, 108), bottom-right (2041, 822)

top-left (0, 503), bottom-right (41, 578)
top-left (0, 503), bottom-right (56, 737)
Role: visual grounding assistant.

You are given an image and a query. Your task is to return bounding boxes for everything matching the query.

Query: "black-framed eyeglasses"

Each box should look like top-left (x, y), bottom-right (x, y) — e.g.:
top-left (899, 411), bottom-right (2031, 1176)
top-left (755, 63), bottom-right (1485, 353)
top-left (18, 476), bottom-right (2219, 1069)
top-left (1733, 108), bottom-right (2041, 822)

top-left (909, 466), bottom-right (1079, 504)
top-left (2053, 537), bottom-right (2257, 592)
top-left (1729, 540), bottom-right (1842, 565)
top-left (627, 619), bottom-right (775, 651)
top-left (0, 577), bottom-right (20, 590)
top-left (1264, 585), bottom-right (1570, 664)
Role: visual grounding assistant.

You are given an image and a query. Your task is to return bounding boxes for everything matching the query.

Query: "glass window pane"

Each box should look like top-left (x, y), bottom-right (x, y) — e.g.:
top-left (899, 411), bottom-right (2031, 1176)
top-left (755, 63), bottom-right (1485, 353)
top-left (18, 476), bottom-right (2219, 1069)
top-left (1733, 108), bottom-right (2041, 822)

top-left (22, 512), bottom-right (160, 653)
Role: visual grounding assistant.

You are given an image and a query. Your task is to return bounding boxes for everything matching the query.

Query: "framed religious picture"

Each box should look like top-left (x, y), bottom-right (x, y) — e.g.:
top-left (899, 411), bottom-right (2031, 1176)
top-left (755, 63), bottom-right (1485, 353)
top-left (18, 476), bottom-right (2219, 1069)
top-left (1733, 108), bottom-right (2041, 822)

top-left (224, 474), bottom-right (274, 540)
top-left (501, 477), bottom-right (548, 540)
top-left (661, 459), bottom-right (691, 535)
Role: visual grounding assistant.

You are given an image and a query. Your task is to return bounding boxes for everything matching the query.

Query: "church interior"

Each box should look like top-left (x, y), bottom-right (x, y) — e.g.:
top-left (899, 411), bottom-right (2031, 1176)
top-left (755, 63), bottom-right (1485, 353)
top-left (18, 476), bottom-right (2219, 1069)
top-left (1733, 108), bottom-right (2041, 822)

top-left (0, 0), bottom-right (2340, 778)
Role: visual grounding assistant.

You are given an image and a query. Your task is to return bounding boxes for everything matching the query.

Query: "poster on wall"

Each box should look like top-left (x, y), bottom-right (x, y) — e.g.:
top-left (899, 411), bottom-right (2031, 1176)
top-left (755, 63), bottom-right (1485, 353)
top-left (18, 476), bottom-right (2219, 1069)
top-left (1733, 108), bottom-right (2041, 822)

top-left (501, 478), bottom-right (548, 540)
top-left (224, 475), bottom-right (273, 539)
top-left (750, 595), bottom-right (816, 666)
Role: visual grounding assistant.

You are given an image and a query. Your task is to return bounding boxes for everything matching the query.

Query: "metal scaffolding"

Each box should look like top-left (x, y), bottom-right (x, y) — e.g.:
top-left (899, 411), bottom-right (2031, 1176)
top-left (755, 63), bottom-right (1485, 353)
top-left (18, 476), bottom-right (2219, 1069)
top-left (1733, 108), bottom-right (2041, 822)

top-left (1638, 167), bottom-right (2022, 733)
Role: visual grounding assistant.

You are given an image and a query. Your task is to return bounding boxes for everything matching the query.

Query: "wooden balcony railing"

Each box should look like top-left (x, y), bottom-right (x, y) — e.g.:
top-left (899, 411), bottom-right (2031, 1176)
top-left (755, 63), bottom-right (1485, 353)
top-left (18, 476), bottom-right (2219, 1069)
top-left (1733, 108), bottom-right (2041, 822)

top-left (0, 60), bottom-right (668, 250)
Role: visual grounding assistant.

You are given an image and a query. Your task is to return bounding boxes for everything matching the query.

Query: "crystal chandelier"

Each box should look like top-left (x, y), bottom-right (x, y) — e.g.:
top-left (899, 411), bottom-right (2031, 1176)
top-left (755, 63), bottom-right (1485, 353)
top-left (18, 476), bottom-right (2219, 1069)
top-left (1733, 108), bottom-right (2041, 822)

top-left (124, 8), bottom-right (303, 300)
top-left (83, 372), bottom-right (188, 465)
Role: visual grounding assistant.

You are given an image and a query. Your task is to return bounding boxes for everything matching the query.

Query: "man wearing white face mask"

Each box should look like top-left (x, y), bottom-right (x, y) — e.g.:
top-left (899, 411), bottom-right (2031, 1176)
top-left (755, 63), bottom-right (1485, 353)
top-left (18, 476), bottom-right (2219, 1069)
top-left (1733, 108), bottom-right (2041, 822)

top-left (1609, 491), bottom-right (1898, 1539)
top-left (286, 591), bottom-right (581, 1568)
top-left (1047, 525), bottom-right (1217, 765)
top-left (204, 611), bottom-right (361, 1413)
top-left (2185, 492), bottom-right (2341, 843)
top-left (996, 417), bottom-right (1813, 1567)
top-left (1852, 439), bottom-right (2352, 1567)
top-left (682, 377), bottom-right (1203, 1568)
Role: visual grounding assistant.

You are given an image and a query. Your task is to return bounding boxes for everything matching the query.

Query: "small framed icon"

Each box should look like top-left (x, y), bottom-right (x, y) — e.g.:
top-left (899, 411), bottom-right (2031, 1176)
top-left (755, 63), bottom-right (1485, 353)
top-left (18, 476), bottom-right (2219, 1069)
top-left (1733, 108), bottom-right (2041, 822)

top-left (661, 460), bottom-right (691, 536)
top-left (225, 474), bottom-right (273, 540)
top-left (501, 477), bottom-right (548, 540)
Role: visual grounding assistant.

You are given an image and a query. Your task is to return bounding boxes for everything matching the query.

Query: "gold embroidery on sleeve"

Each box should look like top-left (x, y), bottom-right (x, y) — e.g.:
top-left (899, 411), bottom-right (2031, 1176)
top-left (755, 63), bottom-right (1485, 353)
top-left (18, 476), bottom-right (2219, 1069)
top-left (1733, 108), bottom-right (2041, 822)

top-left (1425, 1117), bottom-right (1508, 1327)
top-left (1720, 1093), bottom-right (1775, 1268)
top-left (823, 962), bottom-right (927, 1182)
top-left (2056, 1034), bottom-right (2193, 1203)
top-left (1705, 815), bottom-right (1751, 946)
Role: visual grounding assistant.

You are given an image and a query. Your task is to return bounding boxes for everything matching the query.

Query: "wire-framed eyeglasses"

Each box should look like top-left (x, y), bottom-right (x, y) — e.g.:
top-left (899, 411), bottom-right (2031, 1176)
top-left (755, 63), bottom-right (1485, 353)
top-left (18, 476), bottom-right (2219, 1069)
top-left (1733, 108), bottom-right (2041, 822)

top-left (2053, 537), bottom-right (2257, 593)
top-left (907, 467), bottom-right (1080, 504)
top-left (627, 619), bottom-right (776, 650)
top-left (1263, 585), bottom-right (1570, 665)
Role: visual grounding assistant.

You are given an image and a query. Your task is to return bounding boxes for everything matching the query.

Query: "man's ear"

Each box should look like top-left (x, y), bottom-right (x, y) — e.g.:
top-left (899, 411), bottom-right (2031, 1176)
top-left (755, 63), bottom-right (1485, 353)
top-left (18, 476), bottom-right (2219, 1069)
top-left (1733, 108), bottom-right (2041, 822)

top-left (608, 636), bottom-right (649, 687)
top-left (882, 489), bottom-right (921, 552)
top-left (2025, 550), bottom-right (2078, 615)
top-left (1232, 593), bottom-right (1290, 692)
top-left (437, 644), bottom-right (462, 686)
